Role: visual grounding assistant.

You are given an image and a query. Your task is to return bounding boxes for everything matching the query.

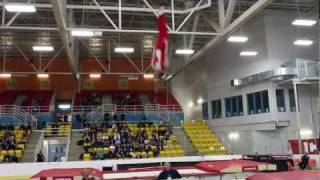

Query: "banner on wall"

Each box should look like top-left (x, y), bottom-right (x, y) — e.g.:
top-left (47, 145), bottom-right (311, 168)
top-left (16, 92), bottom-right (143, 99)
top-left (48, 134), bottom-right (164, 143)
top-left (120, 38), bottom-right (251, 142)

top-left (82, 80), bottom-right (93, 89)
top-left (119, 79), bottom-right (128, 90)
top-left (6, 78), bottom-right (17, 89)
top-left (40, 79), bottom-right (50, 89)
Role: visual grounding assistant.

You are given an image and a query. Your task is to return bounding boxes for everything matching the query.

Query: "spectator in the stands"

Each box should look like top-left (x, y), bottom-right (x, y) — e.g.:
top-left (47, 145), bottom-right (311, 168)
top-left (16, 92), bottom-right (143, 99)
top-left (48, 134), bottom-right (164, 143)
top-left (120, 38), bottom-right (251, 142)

top-left (36, 151), bottom-right (45, 162)
top-left (113, 114), bottom-right (118, 122)
top-left (120, 113), bottom-right (126, 121)
top-left (157, 162), bottom-right (182, 180)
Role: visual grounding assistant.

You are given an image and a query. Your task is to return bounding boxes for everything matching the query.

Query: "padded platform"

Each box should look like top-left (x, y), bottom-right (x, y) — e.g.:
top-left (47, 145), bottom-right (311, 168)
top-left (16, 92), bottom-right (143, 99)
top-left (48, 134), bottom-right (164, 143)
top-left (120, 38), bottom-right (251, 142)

top-left (103, 166), bottom-right (217, 180)
top-left (195, 160), bottom-right (277, 173)
top-left (246, 170), bottom-right (320, 180)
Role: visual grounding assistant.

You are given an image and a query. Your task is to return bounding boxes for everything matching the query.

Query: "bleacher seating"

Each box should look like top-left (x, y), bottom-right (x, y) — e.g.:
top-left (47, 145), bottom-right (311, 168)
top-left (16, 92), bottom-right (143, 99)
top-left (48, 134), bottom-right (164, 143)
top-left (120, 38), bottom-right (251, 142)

top-left (74, 90), bottom-right (180, 106)
top-left (0, 125), bottom-right (32, 163)
top-left (182, 120), bottom-right (227, 155)
top-left (79, 122), bottom-right (184, 161)
top-left (44, 123), bottom-right (71, 137)
top-left (147, 92), bottom-right (180, 106)
top-left (74, 90), bottom-right (102, 106)
top-left (21, 90), bottom-right (53, 106)
top-left (0, 90), bottom-right (53, 106)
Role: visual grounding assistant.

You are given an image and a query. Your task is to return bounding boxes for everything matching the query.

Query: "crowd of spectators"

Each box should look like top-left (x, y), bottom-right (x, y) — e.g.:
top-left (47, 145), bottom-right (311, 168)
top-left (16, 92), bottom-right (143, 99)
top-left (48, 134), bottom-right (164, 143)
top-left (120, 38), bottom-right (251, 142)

top-left (79, 122), bottom-right (173, 160)
top-left (79, 92), bottom-right (102, 106)
top-left (0, 125), bottom-right (31, 163)
top-left (112, 93), bottom-right (139, 106)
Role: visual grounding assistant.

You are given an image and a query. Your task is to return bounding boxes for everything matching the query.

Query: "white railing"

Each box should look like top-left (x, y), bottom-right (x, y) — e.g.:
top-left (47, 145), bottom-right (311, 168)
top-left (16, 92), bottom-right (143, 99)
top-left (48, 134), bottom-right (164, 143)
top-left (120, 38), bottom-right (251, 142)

top-left (0, 105), bottom-right (37, 129)
top-left (33, 130), bottom-right (44, 162)
top-left (296, 60), bottom-right (319, 79)
top-left (87, 106), bottom-right (103, 122)
top-left (65, 129), bottom-right (71, 161)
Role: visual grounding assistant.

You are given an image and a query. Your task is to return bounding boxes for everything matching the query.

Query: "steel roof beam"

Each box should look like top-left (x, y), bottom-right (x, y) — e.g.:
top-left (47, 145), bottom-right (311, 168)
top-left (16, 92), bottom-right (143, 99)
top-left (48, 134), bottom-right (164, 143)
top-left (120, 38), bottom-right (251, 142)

top-left (4, 0), bottom-right (33, 27)
top-left (51, 0), bottom-right (78, 76)
top-left (92, 0), bottom-right (118, 30)
top-left (225, 0), bottom-right (238, 26)
top-left (170, 0), bottom-right (274, 79)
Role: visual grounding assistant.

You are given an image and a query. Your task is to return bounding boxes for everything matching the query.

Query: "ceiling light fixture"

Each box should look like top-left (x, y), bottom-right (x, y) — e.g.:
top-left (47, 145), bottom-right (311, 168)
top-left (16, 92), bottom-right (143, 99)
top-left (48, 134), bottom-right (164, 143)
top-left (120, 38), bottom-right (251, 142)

top-left (175, 49), bottom-right (194, 55)
top-left (227, 36), bottom-right (248, 43)
top-left (143, 74), bottom-right (154, 79)
top-left (37, 73), bottom-right (49, 78)
top-left (197, 97), bottom-right (204, 104)
top-left (0, 73), bottom-right (12, 78)
top-left (240, 51), bottom-right (258, 56)
top-left (4, 3), bottom-right (36, 12)
top-left (114, 47), bottom-right (134, 53)
top-left (71, 30), bottom-right (102, 37)
top-left (89, 73), bottom-right (101, 79)
top-left (294, 40), bottom-right (313, 46)
top-left (292, 19), bottom-right (317, 27)
top-left (32, 46), bottom-right (54, 52)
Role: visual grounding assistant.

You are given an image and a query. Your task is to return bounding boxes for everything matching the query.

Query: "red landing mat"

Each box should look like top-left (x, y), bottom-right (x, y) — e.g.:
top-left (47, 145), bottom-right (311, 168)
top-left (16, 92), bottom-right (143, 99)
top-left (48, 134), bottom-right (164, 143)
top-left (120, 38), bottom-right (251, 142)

top-left (31, 168), bottom-right (103, 179)
top-left (195, 160), bottom-right (277, 173)
top-left (246, 170), bottom-right (320, 180)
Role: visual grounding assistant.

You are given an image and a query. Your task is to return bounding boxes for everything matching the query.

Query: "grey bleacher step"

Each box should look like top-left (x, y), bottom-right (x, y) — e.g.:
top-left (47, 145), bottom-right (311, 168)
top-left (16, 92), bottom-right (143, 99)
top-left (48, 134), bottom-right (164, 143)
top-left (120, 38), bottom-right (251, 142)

top-left (67, 131), bottom-right (84, 161)
top-left (14, 95), bottom-right (27, 106)
top-left (102, 94), bottom-right (112, 104)
top-left (21, 131), bottom-right (42, 163)
top-left (139, 94), bottom-right (151, 105)
top-left (173, 127), bottom-right (197, 156)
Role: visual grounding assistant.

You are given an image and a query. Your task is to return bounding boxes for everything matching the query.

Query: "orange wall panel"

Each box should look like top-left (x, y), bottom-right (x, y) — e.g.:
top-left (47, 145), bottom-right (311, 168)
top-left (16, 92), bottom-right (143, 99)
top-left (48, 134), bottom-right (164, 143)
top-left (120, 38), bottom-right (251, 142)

top-left (0, 57), bottom-right (156, 95)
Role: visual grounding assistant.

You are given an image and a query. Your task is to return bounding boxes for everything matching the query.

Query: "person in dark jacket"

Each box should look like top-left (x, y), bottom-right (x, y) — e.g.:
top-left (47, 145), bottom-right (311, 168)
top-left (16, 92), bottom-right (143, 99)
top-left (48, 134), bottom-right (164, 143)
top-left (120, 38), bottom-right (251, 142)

top-left (158, 162), bottom-right (182, 180)
top-left (36, 151), bottom-right (45, 162)
top-left (299, 153), bottom-right (309, 170)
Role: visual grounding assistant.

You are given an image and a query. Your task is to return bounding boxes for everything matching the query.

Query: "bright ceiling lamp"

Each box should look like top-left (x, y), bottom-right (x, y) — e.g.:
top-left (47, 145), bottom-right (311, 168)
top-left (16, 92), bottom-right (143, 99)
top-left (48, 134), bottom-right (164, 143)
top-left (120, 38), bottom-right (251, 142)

top-left (114, 47), bottom-right (134, 53)
top-left (89, 73), bottom-right (101, 79)
top-left (197, 97), bottom-right (204, 104)
top-left (32, 46), bottom-right (54, 52)
top-left (143, 73), bottom-right (154, 79)
top-left (240, 51), bottom-right (258, 56)
top-left (58, 104), bottom-right (71, 110)
top-left (37, 73), bottom-right (49, 79)
top-left (5, 3), bottom-right (36, 12)
top-left (71, 30), bottom-right (102, 37)
top-left (294, 39), bottom-right (313, 46)
top-left (227, 36), bottom-right (248, 43)
top-left (292, 19), bottom-right (317, 27)
top-left (175, 49), bottom-right (194, 55)
top-left (0, 73), bottom-right (11, 78)
top-left (71, 30), bottom-right (94, 37)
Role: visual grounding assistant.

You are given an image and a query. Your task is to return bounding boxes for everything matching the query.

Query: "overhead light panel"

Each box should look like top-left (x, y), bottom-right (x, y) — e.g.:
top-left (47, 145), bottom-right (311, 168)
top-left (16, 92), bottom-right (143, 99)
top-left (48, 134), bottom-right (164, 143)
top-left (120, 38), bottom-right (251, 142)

top-left (292, 19), bottom-right (317, 27)
top-left (0, 73), bottom-right (12, 78)
top-left (175, 49), bottom-right (194, 55)
top-left (37, 73), bottom-right (49, 79)
top-left (32, 46), bottom-right (54, 52)
top-left (294, 40), bottom-right (313, 46)
top-left (240, 51), bottom-right (258, 56)
top-left (5, 3), bottom-right (36, 12)
top-left (197, 97), bottom-right (204, 104)
top-left (71, 30), bottom-right (102, 37)
top-left (58, 104), bottom-right (71, 110)
top-left (227, 36), bottom-right (248, 43)
top-left (89, 73), bottom-right (101, 79)
top-left (143, 74), bottom-right (154, 79)
top-left (114, 47), bottom-right (134, 53)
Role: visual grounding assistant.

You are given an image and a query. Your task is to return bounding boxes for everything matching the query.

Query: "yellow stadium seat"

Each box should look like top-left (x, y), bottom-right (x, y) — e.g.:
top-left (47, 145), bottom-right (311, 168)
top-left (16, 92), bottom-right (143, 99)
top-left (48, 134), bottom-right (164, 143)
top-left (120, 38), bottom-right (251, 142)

top-left (83, 153), bottom-right (91, 161)
top-left (15, 150), bottom-right (23, 158)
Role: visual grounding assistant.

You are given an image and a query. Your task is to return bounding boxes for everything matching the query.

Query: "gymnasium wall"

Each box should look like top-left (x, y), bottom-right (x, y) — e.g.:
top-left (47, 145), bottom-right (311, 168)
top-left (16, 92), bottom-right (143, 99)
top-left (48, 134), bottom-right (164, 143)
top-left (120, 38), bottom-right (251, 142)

top-left (0, 58), bottom-right (156, 98)
top-left (171, 10), bottom-right (319, 154)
